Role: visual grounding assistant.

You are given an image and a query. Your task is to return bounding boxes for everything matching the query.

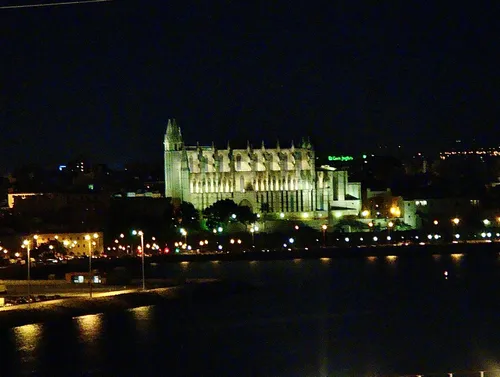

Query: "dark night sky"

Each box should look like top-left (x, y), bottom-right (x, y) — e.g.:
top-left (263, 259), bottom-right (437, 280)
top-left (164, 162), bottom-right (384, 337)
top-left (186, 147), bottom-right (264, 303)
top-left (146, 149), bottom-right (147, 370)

top-left (1, 1), bottom-right (499, 171)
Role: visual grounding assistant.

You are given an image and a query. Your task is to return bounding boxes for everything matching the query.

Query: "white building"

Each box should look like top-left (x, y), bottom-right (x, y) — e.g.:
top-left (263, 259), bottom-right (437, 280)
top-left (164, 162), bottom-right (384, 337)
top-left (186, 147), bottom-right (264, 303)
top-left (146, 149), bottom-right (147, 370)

top-left (164, 119), bottom-right (362, 219)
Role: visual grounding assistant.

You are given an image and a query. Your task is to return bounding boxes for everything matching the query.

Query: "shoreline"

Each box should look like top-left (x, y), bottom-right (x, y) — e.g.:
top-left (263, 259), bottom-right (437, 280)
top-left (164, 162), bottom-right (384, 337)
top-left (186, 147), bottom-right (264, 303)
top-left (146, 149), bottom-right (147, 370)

top-left (0, 281), bottom-right (245, 329)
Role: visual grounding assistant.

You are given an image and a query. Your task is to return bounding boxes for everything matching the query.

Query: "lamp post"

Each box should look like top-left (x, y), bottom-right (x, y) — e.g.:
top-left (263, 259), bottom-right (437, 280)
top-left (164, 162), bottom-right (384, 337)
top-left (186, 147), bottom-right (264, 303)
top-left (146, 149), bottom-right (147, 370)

top-left (22, 239), bottom-right (31, 299)
top-left (250, 225), bottom-right (259, 247)
top-left (180, 228), bottom-right (187, 244)
top-left (321, 224), bottom-right (327, 247)
top-left (132, 230), bottom-right (145, 290)
top-left (388, 221), bottom-right (394, 241)
top-left (85, 233), bottom-right (99, 298)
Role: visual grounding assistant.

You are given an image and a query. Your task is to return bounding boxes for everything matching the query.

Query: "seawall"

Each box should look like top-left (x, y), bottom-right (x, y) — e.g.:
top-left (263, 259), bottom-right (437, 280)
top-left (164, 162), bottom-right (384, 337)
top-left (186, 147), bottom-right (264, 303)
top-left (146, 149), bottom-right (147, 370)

top-left (0, 280), bottom-right (253, 328)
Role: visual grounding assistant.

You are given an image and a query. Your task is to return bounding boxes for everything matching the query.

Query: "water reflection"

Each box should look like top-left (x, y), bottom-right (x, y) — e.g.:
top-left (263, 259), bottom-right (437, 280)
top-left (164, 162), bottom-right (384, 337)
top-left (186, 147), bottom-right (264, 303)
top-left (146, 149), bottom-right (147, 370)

top-left (451, 253), bottom-right (464, 262)
top-left (13, 323), bottom-right (42, 353)
top-left (366, 256), bottom-right (377, 263)
top-left (433, 254), bottom-right (442, 261)
top-left (385, 255), bottom-right (397, 263)
top-left (130, 305), bottom-right (154, 321)
top-left (75, 313), bottom-right (103, 343)
top-left (320, 257), bottom-right (331, 264)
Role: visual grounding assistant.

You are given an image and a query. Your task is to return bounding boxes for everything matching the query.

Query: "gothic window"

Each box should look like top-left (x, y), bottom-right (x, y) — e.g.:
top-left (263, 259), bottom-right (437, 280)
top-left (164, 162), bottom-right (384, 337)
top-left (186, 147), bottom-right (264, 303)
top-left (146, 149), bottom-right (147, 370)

top-left (282, 154), bottom-right (288, 170)
top-left (240, 176), bottom-right (244, 192)
top-left (188, 156), bottom-right (194, 171)
top-left (236, 154), bottom-right (242, 171)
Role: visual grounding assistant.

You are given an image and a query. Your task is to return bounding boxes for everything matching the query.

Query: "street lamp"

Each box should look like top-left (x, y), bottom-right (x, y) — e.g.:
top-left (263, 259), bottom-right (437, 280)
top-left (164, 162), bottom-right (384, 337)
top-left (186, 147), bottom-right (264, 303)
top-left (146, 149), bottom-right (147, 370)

top-left (132, 230), bottom-right (145, 290)
top-left (388, 221), bottom-right (394, 240)
top-left (250, 225), bottom-right (259, 247)
top-left (85, 233), bottom-right (99, 298)
top-left (321, 224), bottom-right (327, 247)
top-left (22, 239), bottom-right (31, 299)
top-left (180, 228), bottom-right (187, 244)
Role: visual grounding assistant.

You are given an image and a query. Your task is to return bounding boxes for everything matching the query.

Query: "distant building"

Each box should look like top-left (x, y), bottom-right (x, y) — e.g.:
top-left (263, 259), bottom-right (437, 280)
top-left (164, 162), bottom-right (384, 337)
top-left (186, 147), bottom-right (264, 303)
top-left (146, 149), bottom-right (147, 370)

top-left (163, 119), bottom-right (362, 219)
top-left (30, 231), bottom-right (104, 256)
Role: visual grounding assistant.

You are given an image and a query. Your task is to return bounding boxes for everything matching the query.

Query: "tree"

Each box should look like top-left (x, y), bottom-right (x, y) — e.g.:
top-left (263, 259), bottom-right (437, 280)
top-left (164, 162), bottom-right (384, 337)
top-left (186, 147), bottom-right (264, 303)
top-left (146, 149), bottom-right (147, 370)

top-left (34, 240), bottom-right (68, 260)
top-left (203, 199), bottom-right (257, 230)
top-left (163, 198), bottom-right (199, 231)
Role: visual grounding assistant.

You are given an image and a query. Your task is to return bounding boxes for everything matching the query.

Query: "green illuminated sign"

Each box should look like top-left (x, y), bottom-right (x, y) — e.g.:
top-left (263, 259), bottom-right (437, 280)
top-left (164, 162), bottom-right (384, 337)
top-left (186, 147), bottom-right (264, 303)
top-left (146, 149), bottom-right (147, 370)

top-left (328, 155), bottom-right (354, 162)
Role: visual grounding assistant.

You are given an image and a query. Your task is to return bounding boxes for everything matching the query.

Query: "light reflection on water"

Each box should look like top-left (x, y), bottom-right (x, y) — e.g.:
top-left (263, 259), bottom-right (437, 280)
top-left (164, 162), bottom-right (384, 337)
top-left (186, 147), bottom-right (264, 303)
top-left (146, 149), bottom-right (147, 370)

top-left (75, 313), bottom-right (103, 343)
top-left (13, 323), bottom-right (43, 353)
top-left (385, 255), bottom-right (398, 263)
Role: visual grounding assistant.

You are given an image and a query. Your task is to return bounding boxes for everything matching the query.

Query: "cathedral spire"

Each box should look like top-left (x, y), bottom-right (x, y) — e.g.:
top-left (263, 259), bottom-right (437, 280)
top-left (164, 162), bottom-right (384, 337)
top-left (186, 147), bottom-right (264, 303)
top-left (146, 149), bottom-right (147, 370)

top-left (165, 118), bottom-right (183, 151)
top-left (276, 139), bottom-right (280, 151)
top-left (261, 140), bottom-right (265, 150)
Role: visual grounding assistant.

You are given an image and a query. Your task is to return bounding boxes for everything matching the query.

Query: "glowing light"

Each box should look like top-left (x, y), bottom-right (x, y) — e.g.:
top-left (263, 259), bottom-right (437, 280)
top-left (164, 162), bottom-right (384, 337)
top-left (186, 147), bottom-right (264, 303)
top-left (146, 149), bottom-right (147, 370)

top-left (386, 255), bottom-right (397, 263)
top-left (13, 324), bottom-right (43, 352)
top-left (279, 212), bottom-right (285, 219)
top-left (388, 221), bottom-right (394, 228)
top-left (288, 238), bottom-right (295, 244)
top-left (361, 210), bottom-right (369, 217)
top-left (452, 218), bottom-right (460, 225)
top-left (344, 237), bottom-right (350, 242)
top-left (373, 236), bottom-right (378, 241)
top-left (321, 224), bottom-right (327, 230)
top-left (433, 220), bottom-right (439, 225)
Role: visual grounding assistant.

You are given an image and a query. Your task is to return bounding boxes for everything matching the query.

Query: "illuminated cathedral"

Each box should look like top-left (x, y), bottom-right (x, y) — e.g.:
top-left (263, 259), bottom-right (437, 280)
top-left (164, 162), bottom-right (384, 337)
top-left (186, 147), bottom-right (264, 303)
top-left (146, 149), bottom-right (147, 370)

top-left (164, 119), bottom-right (362, 219)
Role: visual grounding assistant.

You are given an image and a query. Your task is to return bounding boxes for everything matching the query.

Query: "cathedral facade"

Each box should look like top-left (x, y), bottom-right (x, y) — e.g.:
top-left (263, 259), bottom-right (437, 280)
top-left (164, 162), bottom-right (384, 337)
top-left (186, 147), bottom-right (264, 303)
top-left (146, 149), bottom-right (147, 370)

top-left (164, 119), bottom-right (362, 219)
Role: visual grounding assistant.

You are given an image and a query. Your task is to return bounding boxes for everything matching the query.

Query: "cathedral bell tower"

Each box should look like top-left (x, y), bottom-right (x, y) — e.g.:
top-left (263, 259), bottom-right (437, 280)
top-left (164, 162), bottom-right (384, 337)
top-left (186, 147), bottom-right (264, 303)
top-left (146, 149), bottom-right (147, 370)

top-left (164, 119), bottom-right (189, 201)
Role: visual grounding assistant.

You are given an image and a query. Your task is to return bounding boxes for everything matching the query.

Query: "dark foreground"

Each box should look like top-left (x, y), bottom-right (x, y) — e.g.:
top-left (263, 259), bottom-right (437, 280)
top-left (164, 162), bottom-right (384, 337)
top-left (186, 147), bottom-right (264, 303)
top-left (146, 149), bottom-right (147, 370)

top-left (2, 249), bottom-right (500, 376)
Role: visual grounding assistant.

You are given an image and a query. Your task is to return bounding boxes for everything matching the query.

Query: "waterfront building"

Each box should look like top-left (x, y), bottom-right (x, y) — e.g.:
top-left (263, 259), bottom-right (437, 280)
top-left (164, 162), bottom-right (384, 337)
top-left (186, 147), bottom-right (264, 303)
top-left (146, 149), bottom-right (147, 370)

top-left (29, 232), bottom-right (104, 256)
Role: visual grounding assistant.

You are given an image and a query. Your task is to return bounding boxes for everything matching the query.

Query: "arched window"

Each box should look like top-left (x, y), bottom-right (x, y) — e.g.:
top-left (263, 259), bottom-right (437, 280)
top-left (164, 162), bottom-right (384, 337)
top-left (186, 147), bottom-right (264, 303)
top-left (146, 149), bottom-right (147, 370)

top-left (240, 176), bottom-right (245, 192)
top-left (188, 156), bottom-right (194, 171)
top-left (282, 154), bottom-right (288, 170)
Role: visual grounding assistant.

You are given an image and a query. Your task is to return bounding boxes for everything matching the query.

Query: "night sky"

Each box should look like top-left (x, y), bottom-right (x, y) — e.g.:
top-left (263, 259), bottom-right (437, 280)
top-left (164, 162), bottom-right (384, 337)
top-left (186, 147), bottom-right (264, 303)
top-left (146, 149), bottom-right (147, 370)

top-left (1, 1), bottom-right (499, 171)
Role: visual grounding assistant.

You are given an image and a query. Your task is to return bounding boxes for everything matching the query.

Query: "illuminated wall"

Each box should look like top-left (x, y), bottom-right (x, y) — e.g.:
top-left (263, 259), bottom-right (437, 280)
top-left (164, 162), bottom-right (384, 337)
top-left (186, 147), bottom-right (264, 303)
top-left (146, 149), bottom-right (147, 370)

top-left (164, 119), bottom-right (362, 218)
top-left (29, 232), bottom-right (104, 256)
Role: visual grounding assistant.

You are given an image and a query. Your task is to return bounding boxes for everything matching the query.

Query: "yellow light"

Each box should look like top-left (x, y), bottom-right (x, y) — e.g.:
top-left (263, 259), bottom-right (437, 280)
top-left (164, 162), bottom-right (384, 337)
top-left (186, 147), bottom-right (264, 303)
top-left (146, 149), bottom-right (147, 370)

top-left (321, 224), bottom-right (327, 230)
top-left (452, 218), bottom-right (460, 225)
top-left (33, 235), bottom-right (38, 240)
top-left (368, 222), bottom-right (374, 227)
top-left (433, 220), bottom-right (439, 225)
top-left (388, 221), bottom-right (394, 228)
top-left (361, 210), bottom-right (369, 217)
top-left (93, 233), bottom-right (99, 239)
top-left (54, 235), bottom-right (59, 239)
top-left (22, 239), bottom-right (29, 246)
top-left (84, 235), bottom-right (91, 241)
